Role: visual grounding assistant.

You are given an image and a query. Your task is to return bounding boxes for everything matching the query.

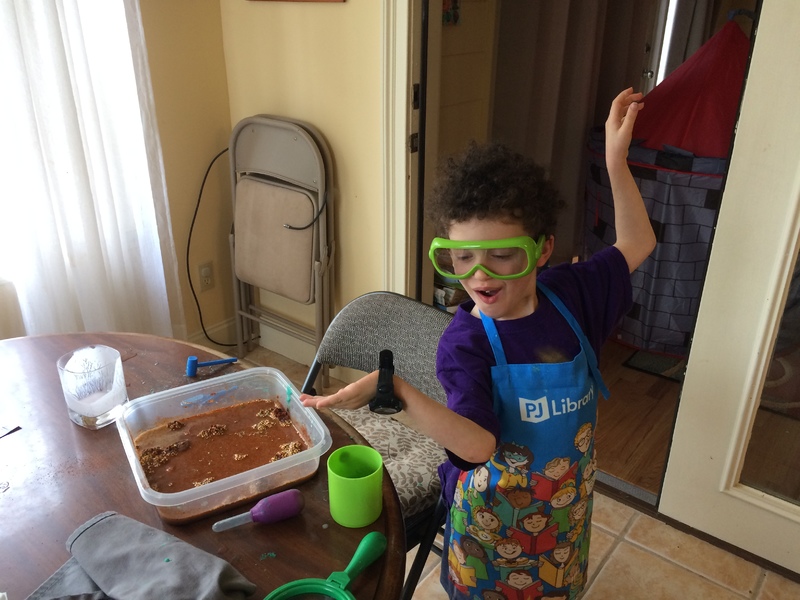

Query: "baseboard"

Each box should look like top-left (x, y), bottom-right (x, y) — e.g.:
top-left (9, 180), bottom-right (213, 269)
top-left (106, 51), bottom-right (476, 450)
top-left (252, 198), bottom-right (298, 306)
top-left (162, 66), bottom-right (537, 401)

top-left (257, 323), bottom-right (316, 366)
top-left (187, 318), bottom-right (238, 353)
top-left (188, 319), bottom-right (363, 386)
top-left (596, 470), bottom-right (659, 506)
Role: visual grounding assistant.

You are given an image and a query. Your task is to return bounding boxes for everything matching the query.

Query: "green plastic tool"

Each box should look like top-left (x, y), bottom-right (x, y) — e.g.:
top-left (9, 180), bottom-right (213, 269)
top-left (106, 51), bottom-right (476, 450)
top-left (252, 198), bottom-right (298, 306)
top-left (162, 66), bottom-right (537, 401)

top-left (263, 531), bottom-right (387, 600)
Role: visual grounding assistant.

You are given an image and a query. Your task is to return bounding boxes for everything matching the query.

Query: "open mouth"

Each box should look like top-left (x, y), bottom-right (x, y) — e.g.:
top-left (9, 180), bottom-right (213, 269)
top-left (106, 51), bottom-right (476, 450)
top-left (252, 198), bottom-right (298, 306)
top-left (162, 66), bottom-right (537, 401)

top-left (476, 289), bottom-right (499, 298)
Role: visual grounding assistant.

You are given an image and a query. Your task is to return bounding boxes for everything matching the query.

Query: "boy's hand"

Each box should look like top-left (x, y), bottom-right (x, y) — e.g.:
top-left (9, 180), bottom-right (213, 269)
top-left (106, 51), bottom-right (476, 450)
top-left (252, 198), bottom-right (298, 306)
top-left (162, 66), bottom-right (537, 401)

top-left (300, 370), bottom-right (379, 410)
top-left (605, 87), bottom-right (644, 166)
top-left (605, 88), bottom-right (657, 273)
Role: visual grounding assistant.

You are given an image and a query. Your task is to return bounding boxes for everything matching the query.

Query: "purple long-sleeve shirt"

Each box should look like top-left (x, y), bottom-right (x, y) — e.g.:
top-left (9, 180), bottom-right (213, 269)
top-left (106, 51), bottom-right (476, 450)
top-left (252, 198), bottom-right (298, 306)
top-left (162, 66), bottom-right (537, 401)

top-left (435, 246), bottom-right (633, 504)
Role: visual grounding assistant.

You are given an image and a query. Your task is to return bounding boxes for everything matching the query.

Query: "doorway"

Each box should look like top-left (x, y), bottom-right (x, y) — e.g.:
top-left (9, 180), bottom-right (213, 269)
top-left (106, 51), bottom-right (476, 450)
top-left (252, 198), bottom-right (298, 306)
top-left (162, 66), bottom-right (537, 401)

top-left (411, 0), bottom-right (757, 505)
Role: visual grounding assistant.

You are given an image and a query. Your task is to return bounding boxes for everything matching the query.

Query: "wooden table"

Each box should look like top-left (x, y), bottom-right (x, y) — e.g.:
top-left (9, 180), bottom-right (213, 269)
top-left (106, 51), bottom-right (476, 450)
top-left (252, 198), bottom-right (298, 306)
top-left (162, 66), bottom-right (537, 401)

top-left (0, 332), bottom-right (405, 599)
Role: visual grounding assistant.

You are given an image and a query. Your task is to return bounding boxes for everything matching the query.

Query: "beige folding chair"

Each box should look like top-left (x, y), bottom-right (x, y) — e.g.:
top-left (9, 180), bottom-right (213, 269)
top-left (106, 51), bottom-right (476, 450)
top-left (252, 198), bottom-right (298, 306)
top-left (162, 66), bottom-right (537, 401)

top-left (229, 115), bottom-right (334, 361)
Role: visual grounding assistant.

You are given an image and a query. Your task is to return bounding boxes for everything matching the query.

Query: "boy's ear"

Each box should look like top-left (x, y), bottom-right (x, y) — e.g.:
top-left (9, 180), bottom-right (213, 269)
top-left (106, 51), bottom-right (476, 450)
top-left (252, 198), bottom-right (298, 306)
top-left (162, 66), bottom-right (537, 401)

top-left (537, 236), bottom-right (555, 267)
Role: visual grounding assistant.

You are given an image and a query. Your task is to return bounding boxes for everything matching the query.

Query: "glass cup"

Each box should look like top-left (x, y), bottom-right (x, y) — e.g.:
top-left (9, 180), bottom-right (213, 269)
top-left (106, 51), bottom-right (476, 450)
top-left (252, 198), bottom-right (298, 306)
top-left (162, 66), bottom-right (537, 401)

top-left (327, 444), bottom-right (383, 528)
top-left (57, 344), bottom-right (128, 430)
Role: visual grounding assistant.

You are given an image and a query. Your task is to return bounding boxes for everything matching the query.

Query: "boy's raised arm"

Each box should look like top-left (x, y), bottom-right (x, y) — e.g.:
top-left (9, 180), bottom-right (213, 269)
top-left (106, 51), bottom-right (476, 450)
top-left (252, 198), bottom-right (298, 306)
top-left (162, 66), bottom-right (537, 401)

top-left (606, 88), bottom-right (657, 273)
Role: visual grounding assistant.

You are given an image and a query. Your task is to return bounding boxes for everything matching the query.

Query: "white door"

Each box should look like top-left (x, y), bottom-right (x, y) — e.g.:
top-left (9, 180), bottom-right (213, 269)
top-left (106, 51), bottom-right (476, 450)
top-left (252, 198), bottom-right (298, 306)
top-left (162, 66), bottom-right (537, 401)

top-left (659, 0), bottom-right (800, 575)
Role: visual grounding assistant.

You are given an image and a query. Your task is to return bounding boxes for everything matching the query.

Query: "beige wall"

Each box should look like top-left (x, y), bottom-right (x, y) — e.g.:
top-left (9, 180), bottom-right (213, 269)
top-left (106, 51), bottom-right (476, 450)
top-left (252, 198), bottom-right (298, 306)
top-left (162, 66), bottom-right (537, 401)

top-left (0, 278), bottom-right (25, 339)
top-left (219, 0), bottom-right (385, 361)
top-left (140, 0), bottom-right (234, 345)
top-left (141, 0), bottom-right (384, 358)
top-left (140, 0), bottom-right (387, 364)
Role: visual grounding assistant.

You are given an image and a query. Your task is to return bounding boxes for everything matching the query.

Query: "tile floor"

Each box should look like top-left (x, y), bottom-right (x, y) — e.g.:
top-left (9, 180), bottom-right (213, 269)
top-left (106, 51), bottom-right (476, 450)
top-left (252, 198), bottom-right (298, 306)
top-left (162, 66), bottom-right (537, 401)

top-left (238, 347), bottom-right (800, 599)
top-left (407, 493), bottom-right (800, 599)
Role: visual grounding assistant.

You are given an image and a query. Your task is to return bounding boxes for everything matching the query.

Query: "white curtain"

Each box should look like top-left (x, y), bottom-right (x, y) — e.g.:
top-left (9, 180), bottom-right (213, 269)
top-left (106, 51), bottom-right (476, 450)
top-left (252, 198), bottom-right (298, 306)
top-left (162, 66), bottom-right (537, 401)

top-left (0, 0), bottom-right (184, 337)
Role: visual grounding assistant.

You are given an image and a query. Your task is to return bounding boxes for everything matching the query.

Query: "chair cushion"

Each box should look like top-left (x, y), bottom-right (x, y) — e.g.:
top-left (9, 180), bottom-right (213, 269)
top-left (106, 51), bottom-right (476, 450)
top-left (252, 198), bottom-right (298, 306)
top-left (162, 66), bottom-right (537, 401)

top-left (334, 406), bottom-right (446, 519)
top-left (234, 176), bottom-right (315, 304)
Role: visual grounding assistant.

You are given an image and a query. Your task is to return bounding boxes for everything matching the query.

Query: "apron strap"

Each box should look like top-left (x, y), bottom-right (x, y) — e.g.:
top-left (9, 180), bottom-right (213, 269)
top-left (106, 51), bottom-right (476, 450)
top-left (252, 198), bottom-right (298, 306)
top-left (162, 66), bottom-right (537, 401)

top-left (537, 282), bottom-right (611, 399)
top-left (479, 311), bottom-right (508, 366)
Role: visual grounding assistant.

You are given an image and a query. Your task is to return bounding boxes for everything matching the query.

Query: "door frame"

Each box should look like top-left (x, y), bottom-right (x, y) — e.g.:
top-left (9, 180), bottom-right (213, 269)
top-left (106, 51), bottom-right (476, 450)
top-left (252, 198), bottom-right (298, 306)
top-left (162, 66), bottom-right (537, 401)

top-left (659, 0), bottom-right (800, 575)
top-left (383, 0), bottom-right (440, 301)
top-left (382, 0), bottom-right (412, 295)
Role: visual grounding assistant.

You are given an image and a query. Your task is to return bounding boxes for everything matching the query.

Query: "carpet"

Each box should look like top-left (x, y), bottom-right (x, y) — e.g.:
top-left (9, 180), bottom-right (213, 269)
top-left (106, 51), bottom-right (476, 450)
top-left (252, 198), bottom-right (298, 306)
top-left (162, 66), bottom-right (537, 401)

top-left (623, 350), bottom-right (686, 383)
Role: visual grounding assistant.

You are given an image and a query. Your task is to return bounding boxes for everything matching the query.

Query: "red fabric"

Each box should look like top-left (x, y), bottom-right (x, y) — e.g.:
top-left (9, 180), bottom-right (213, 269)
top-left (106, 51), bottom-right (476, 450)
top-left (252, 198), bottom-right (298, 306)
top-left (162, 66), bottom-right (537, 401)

top-left (632, 21), bottom-right (750, 158)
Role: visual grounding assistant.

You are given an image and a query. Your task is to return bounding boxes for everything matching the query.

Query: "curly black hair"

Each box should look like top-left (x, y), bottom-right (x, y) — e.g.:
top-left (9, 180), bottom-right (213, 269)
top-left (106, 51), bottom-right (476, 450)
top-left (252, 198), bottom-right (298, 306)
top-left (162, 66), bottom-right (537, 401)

top-left (427, 141), bottom-right (564, 238)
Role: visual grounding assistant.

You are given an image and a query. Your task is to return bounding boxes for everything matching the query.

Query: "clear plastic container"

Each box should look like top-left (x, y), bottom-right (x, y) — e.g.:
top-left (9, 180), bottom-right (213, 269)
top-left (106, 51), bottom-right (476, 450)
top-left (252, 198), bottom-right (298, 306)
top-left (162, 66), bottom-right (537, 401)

top-left (117, 367), bottom-right (331, 524)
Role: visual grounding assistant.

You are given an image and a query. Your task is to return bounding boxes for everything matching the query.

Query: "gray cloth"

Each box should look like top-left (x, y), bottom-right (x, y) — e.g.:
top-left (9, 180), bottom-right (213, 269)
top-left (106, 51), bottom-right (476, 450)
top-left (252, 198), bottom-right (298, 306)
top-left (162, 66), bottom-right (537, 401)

top-left (27, 512), bottom-right (256, 600)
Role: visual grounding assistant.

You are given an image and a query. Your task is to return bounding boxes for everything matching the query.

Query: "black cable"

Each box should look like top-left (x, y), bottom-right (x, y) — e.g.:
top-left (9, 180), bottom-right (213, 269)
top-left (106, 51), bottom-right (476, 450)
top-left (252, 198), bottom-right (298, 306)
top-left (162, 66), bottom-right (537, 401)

top-left (283, 189), bottom-right (328, 230)
top-left (186, 147), bottom-right (237, 347)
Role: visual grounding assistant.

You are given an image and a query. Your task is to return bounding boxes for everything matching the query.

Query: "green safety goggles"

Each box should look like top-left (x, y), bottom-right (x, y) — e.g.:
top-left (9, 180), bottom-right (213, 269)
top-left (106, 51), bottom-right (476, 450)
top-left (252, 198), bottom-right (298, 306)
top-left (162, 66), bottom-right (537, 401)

top-left (428, 235), bottom-right (545, 280)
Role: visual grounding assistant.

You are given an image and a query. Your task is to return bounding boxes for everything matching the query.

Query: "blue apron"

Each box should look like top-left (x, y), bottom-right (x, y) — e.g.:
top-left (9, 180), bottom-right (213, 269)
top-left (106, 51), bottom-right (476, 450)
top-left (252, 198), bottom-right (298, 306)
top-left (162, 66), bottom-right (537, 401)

top-left (444, 283), bottom-right (609, 600)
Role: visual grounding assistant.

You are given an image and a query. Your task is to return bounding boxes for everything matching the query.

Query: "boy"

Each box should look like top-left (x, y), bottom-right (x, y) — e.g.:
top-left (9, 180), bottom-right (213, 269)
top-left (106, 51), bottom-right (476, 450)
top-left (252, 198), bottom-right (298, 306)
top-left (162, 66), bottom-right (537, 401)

top-left (302, 88), bottom-right (655, 598)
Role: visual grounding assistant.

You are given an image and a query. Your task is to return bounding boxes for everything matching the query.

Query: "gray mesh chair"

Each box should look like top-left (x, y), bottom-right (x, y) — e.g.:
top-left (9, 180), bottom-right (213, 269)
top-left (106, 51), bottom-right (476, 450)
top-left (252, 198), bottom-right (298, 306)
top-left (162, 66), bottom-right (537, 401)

top-left (301, 291), bottom-right (452, 599)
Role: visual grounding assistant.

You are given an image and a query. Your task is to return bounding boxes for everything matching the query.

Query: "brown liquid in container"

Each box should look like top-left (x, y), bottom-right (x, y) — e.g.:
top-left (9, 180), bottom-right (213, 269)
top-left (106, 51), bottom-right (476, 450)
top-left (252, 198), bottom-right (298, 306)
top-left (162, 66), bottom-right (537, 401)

top-left (134, 398), bottom-right (308, 493)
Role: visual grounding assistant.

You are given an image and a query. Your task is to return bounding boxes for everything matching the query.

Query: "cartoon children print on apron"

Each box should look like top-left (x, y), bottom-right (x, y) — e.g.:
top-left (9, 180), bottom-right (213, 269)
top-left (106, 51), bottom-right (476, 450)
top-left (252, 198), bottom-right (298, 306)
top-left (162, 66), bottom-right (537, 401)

top-left (446, 283), bottom-right (609, 600)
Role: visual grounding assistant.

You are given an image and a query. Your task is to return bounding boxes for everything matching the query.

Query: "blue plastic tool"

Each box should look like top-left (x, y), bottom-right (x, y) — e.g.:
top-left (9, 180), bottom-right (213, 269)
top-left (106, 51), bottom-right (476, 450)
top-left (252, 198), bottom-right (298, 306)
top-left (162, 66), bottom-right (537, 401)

top-left (185, 355), bottom-right (238, 376)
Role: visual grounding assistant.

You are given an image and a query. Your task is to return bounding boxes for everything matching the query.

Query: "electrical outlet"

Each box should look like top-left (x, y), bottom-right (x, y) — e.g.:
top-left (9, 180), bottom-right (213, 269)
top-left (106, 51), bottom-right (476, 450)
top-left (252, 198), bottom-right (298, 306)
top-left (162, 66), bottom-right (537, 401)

top-left (198, 261), bottom-right (214, 292)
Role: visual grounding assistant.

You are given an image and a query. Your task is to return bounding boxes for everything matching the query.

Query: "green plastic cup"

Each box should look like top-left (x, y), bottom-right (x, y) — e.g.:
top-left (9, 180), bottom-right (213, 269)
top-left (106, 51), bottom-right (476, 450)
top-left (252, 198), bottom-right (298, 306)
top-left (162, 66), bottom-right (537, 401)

top-left (327, 445), bottom-right (383, 528)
